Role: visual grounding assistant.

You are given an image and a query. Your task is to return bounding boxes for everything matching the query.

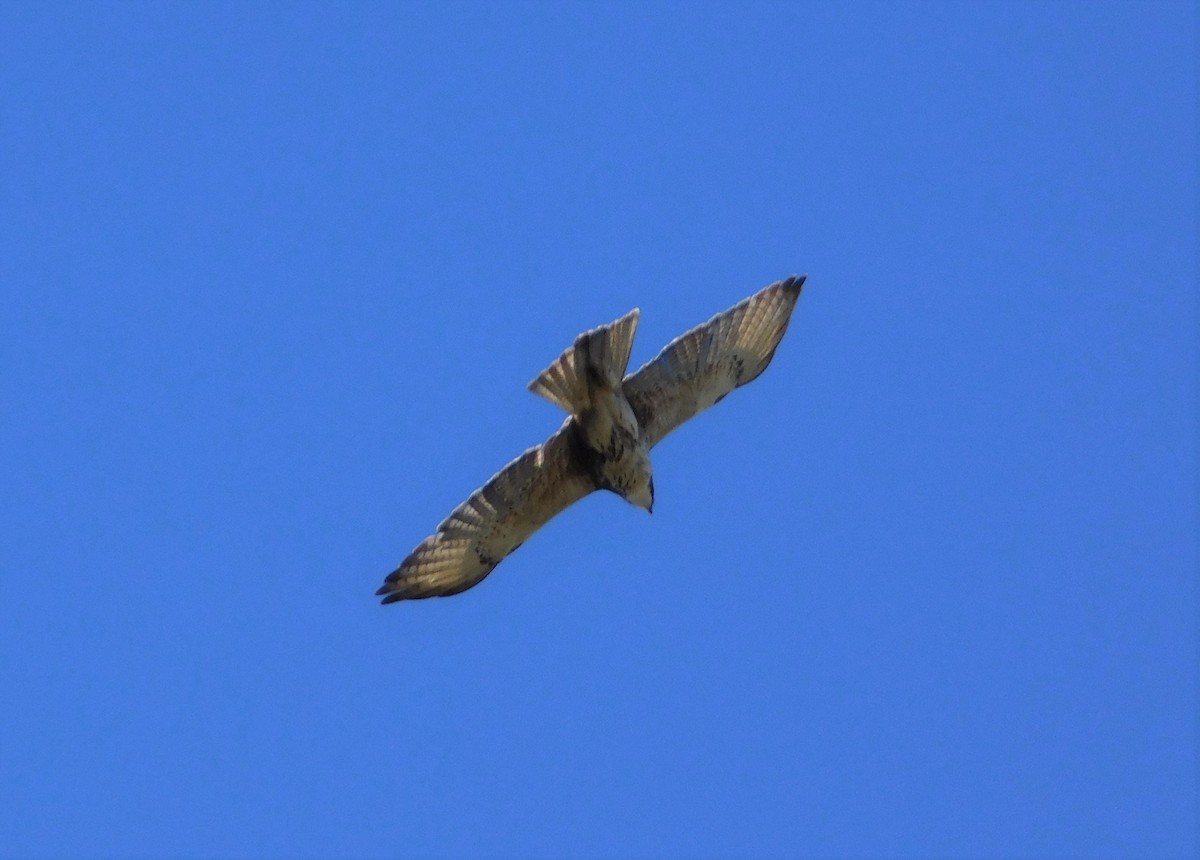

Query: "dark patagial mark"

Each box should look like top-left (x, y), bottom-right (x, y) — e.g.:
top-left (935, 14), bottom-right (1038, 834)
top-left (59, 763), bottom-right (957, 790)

top-left (567, 417), bottom-right (638, 497)
top-left (566, 419), bottom-right (606, 488)
top-left (475, 546), bottom-right (500, 569)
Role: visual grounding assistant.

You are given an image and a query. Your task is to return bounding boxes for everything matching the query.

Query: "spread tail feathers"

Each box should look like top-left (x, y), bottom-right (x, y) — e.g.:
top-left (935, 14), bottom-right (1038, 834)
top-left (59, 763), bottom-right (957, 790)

top-left (528, 308), bottom-right (639, 415)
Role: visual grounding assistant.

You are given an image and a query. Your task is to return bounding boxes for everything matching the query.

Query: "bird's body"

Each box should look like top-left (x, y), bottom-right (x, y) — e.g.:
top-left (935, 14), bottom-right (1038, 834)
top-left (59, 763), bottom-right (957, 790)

top-left (578, 385), bottom-right (655, 511)
top-left (376, 275), bottom-right (807, 603)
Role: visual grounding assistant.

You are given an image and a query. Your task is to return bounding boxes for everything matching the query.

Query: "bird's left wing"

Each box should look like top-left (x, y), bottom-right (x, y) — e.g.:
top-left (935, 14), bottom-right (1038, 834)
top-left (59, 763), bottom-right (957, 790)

top-left (377, 420), bottom-right (597, 602)
top-left (623, 275), bottom-right (805, 448)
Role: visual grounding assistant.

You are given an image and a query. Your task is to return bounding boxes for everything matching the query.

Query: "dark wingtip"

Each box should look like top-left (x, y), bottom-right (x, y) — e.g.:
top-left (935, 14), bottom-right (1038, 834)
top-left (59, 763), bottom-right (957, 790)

top-left (784, 274), bottom-right (808, 295)
top-left (376, 573), bottom-right (403, 600)
top-left (379, 589), bottom-right (405, 605)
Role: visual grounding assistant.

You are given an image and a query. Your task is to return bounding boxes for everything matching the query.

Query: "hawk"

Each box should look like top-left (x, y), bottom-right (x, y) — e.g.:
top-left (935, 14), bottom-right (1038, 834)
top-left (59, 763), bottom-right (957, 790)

top-left (377, 275), bottom-right (807, 602)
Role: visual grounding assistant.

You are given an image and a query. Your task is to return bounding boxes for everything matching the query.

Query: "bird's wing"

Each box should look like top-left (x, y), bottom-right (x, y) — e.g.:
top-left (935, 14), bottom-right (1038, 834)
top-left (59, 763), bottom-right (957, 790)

top-left (377, 420), bottom-right (597, 602)
top-left (623, 275), bottom-right (805, 448)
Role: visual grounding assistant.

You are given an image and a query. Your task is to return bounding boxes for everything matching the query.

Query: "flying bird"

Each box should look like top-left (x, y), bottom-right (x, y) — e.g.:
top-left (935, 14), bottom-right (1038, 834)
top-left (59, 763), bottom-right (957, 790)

top-left (376, 275), bottom-right (807, 603)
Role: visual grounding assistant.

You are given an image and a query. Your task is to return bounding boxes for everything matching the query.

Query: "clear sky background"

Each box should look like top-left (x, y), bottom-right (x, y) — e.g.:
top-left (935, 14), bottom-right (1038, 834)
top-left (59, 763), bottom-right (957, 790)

top-left (2, 3), bottom-right (1196, 858)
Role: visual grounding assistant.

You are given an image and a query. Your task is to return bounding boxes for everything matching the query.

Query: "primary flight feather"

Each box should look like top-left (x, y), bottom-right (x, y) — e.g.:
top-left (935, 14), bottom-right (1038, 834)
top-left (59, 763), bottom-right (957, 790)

top-left (376, 275), bottom-right (807, 603)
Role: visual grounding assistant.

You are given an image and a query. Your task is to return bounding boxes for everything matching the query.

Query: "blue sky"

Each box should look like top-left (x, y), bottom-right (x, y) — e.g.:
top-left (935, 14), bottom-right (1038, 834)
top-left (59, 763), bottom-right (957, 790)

top-left (2, 2), bottom-right (1196, 858)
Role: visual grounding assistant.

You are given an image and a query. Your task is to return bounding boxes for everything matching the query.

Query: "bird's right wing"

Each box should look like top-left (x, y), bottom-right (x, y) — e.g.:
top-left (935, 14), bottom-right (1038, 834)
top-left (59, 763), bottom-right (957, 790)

top-left (623, 275), bottom-right (805, 448)
top-left (377, 421), bottom-right (597, 602)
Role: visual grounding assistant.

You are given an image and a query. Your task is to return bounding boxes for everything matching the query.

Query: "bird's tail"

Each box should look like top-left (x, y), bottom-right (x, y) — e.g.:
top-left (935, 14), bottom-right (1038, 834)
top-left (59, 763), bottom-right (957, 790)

top-left (528, 308), bottom-right (640, 415)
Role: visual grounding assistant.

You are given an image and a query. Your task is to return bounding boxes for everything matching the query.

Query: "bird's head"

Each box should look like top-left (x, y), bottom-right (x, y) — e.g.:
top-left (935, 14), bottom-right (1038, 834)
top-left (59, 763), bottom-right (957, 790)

top-left (625, 476), bottom-right (654, 514)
